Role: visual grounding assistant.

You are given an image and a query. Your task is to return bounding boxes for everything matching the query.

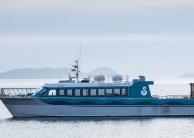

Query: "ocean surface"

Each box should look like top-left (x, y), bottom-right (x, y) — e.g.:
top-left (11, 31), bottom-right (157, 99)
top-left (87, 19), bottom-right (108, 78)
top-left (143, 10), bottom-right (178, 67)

top-left (1, 78), bottom-right (194, 138)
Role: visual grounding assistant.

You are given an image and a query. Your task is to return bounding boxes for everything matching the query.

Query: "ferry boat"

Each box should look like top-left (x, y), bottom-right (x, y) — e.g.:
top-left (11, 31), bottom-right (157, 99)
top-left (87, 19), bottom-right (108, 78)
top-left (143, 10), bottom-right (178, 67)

top-left (1, 60), bottom-right (194, 117)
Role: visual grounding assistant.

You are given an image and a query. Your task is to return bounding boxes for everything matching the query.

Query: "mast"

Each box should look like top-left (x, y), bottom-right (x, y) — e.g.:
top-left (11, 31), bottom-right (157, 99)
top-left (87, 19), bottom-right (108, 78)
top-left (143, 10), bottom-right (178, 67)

top-left (71, 60), bottom-right (80, 82)
top-left (75, 60), bottom-right (79, 82)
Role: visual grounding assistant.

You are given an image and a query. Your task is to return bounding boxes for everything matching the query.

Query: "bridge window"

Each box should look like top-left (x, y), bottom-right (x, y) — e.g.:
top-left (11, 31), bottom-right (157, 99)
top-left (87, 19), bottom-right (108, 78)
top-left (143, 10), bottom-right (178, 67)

top-left (106, 89), bottom-right (112, 96)
top-left (67, 89), bottom-right (73, 96)
top-left (122, 88), bottom-right (128, 96)
top-left (48, 90), bottom-right (56, 96)
top-left (75, 89), bottom-right (80, 96)
top-left (38, 88), bottom-right (47, 95)
top-left (59, 90), bottom-right (65, 96)
top-left (90, 89), bottom-right (96, 96)
top-left (114, 89), bottom-right (120, 96)
top-left (98, 89), bottom-right (105, 96)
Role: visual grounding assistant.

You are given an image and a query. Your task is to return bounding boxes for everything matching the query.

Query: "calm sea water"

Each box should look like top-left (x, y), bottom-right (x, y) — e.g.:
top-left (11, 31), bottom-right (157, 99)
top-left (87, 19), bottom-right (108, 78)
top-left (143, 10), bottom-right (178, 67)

top-left (1, 78), bottom-right (194, 138)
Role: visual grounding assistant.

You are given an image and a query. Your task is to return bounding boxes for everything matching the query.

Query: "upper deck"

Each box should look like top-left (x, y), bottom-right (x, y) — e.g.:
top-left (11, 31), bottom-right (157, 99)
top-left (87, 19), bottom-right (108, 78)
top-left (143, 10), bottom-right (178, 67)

top-left (0, 76), bottom-right (155, 99)
top-left (43, 75), bottom-right (144, 88)
top-left (44, 82), bottom-right (133, 88)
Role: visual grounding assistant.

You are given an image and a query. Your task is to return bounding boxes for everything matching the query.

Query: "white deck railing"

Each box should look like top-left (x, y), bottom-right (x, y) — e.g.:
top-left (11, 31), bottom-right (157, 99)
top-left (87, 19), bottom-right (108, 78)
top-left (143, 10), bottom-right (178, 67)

top-left (0, 88), bottom-right (40, 97)
top-left (152, 95), bottom-right (190, 99)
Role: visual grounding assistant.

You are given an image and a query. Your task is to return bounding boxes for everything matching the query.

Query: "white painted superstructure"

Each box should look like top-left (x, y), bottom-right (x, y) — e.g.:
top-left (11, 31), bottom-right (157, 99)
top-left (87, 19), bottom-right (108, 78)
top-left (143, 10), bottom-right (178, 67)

top-left (44, 82), bottom-right (133, 88)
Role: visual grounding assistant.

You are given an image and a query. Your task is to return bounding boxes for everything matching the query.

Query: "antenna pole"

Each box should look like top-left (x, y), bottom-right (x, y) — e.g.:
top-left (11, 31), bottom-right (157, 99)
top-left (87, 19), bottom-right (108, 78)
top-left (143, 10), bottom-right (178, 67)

top-left (79, 45), bottom-right (82, 71)
top-left (79, 22), bottom-right (83, 72)
top-left (76, 60), bottom-right (79, 82)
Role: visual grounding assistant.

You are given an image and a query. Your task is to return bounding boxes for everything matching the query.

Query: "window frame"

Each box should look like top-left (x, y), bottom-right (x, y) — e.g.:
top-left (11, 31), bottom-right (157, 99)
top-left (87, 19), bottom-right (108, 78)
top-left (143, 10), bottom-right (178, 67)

top-left (67, 89), bottom-right (73, 96)
top-left (90, 89), bottom-right (97, 96)
top-left (113, 88), bottom-right (121, 96)
top-left (59, 89), bottom-right (65, 96)
top-left (121, 88), bottom-right (129, 96)
top-left (75, 89), bottom-right (81, 97)
top-left (98, 88), bottom-right (105, 96)
top-left (106, 88), bottom-right (113, 96)
top-left (48, 89), bottom-right (57, 96)
top-left (82, 89), bottom-right (89, 97)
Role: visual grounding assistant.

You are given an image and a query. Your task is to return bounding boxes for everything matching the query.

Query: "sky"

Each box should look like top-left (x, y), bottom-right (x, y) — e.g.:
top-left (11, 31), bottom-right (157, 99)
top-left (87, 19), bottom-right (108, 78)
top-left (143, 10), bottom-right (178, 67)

top-left (0, 0), bottom-right (194, 77)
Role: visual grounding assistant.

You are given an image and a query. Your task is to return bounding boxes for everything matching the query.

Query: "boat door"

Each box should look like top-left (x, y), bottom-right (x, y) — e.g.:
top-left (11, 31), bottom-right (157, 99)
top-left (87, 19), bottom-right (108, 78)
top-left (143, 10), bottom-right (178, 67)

top-left (190, 83), bottom-right (194, 98)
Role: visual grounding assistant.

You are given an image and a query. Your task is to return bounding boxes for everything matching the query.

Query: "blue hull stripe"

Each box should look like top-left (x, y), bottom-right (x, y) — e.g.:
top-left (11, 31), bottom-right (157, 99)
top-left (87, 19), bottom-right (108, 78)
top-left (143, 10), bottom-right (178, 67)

top-left (40, 98), bottom-right (194, 105)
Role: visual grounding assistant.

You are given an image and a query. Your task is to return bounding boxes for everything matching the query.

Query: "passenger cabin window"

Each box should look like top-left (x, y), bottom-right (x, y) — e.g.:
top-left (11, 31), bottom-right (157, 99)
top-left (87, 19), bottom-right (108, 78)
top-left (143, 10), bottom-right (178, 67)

top-left (48, 90), bottom-right (56, 96)
top-left (98, 89), bottom-right (105, 96)
top-left (75, 89), bottom-right (80, 96)
top-left (90, 89), bottom-right (96, 96)
top-left (122, 88), bottom-right (128, 96)
top-left (59, 90), bottom-right (65, 96)
top-left (67, 89), bottom-right (73, 96)
top-left (83, 89), bottom-right (88, 96)
top-left (106, 89), bottom-right (112, 96)
top-left (61, 88), bottom-right (128, 97)
top-left (114, 89), bottom-right (120, 96)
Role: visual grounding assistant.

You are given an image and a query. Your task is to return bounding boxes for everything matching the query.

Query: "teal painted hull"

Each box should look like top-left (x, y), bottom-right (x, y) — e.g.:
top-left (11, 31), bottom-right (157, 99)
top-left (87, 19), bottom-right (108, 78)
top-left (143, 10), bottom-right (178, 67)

top-left (39, 97), bottom-right (194, 106)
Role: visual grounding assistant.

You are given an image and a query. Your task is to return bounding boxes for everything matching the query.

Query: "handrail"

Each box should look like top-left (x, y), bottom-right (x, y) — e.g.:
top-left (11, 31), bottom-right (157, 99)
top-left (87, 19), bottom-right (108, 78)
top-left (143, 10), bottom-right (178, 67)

top-left (0, 88), bottom-right (40, 97)
top-left (152, 95), bottom-right (190, 99)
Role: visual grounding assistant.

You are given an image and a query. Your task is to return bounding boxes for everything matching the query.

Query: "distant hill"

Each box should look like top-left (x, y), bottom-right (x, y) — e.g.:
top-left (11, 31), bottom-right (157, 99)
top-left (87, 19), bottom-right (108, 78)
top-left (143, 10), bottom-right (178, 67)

top-left (179, 73), bottom-right (194, 78)
top-left (0, 67), bottom-right (117, 79)
top-left (84, 67), bottom-right (117, 76)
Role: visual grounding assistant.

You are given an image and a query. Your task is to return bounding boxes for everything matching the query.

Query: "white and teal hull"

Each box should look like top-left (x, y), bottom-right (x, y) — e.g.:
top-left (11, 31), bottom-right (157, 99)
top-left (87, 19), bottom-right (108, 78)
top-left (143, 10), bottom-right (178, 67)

top-left (5, 105), bottom-right (194, 117)
top-left (2, 98), bottom-right (194, 117)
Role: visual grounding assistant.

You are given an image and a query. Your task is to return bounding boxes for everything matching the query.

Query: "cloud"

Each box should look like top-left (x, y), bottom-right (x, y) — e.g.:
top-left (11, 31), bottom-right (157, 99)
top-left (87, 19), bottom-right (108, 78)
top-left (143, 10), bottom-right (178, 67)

top-left (0, 34), bottom-right (194, 44)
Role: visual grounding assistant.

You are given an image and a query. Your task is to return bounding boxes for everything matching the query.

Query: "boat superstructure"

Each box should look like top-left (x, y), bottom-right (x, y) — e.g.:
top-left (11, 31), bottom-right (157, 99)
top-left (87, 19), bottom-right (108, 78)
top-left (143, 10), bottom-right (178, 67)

top-left (1, 61), bottom-right (194, 117)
